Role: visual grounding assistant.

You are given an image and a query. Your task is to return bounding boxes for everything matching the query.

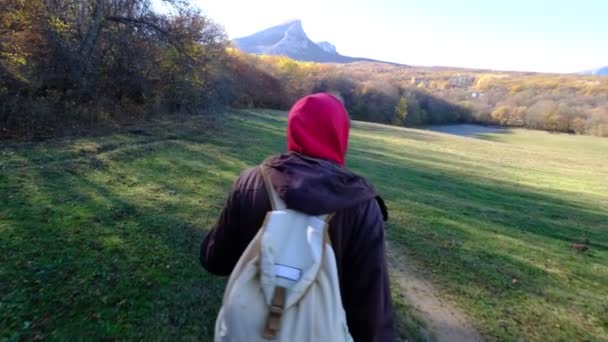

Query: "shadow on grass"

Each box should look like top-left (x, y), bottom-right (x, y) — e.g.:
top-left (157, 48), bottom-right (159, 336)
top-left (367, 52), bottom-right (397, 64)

top-left (352, 122), bottom-right (443, 143)
top-left (181, 110), bottom-right (608, 339)
top-left (2, 110), bottom-right (607, 341)
top-left (474, 130), bottom-right (515, 142)
top-left (0, 144), bottom-right (237, 340)
top-left (425, 124), bottom-right (512, 140)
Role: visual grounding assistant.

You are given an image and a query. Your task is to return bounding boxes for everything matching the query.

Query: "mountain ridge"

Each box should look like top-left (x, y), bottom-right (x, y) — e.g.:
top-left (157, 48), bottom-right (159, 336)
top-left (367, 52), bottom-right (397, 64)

top-left (233, 20), bottom-right (395, 64)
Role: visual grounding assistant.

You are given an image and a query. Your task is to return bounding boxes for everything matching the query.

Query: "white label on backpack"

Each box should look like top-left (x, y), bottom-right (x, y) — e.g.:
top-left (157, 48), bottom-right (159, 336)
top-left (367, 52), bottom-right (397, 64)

top-left (274, 264), bottom-right (302, 282)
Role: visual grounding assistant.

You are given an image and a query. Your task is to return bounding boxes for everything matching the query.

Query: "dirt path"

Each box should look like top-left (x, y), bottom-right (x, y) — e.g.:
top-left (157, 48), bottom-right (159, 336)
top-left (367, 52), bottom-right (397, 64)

top-left (388, 247), bottom-right (483, 342)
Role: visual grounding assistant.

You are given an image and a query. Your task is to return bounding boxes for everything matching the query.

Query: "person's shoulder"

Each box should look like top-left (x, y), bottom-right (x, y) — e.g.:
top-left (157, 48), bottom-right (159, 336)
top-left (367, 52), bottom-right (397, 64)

top-left (239, 166), bottom-right (260, 180)
top-left (234, 155), bottom-right (282, 192)
top-left (234, 166), bottom-right (262, 190)
top-left (345, 194), bottom-right (389, 224)
top-left (339, 166), bottom-right (388, 220)
top-left (240, 153), bottom-right (283, 181)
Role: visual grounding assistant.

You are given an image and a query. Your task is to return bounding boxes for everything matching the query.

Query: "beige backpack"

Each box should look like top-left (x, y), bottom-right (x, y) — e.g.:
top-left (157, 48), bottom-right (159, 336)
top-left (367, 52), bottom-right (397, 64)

top-left (214, 166), bottom-right (353, 342)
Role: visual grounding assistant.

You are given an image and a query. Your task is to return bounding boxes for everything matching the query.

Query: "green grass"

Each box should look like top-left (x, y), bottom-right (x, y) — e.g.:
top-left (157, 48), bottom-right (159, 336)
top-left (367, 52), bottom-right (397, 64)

top-left (1, 110), bottom-right (607, 341)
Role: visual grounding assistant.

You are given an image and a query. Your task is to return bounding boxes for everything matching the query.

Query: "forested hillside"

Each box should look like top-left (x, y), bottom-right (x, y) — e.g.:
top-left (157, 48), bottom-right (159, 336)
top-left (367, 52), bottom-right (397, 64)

top-left (229, 53), bottom-right (608, 136)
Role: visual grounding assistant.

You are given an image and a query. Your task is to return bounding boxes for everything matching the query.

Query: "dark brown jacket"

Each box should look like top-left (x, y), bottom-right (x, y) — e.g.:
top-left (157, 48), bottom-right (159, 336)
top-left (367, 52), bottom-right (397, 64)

top-left (200, 153), bottom-right (395, 341)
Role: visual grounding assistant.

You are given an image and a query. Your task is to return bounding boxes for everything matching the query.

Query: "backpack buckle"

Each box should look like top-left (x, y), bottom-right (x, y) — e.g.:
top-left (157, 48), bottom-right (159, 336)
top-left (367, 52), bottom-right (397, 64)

top-left (262, 286), bottom-right (287, 340)
top-left (269, 304), bottom-right (283, 315)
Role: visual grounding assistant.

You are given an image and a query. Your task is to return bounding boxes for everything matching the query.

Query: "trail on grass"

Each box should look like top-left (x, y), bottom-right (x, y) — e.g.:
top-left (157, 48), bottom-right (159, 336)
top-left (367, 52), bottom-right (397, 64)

top-left (388, 246), bottom-right (483, 342)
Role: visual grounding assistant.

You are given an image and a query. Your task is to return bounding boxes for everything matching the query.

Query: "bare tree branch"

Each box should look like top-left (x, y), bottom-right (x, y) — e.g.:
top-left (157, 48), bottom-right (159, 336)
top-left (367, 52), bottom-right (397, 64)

top-left (105, 15), bottom-right (189, 57)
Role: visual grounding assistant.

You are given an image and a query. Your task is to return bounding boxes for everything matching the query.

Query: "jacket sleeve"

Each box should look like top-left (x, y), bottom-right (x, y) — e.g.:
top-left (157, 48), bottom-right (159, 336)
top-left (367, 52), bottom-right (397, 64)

top-left (342, 199), bottom-right (395, 342)
top-left (200, 176), bottom-right (252, 276)
top-left (200, 168), bottom-right (269, 276)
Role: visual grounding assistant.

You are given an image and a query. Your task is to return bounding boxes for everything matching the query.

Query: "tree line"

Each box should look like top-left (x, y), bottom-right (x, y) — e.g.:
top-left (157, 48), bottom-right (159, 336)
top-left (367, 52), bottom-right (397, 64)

top-left (2, 0), bottom-right (607, 139)
top-left (232, 54), bottom-right (608, 137)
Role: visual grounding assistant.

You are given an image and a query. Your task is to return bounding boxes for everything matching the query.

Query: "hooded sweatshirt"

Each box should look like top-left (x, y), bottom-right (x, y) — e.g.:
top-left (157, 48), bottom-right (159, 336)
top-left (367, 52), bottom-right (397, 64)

top-left (287, 93), bottom-right (350, 165)
top-left (200, 93), bottom-right (395, 341)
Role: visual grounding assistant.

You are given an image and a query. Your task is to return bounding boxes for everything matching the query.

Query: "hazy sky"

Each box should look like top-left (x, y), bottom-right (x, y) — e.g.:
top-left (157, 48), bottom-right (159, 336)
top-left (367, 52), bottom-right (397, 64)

top-left (191, 0), bottom-right (607, 73)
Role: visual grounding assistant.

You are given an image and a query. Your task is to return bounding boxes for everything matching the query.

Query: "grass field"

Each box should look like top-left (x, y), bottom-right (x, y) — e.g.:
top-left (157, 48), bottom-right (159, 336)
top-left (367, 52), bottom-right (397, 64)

top-left (1, 110), bottom-right (607, 341)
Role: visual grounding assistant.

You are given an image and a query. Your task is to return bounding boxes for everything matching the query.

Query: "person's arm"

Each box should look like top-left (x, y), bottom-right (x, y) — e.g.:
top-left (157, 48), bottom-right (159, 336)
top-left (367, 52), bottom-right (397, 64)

top-left (200, 168), bottom-right (269, 276)
top-left (200, 183), bottom-right (243, 275)
top-left (343, 199), bottom-right (395, 342)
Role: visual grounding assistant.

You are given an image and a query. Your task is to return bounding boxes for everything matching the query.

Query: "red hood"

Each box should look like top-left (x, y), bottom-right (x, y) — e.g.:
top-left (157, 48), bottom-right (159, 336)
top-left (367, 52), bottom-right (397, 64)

top-left (287, 93), bottom-right (350, 165)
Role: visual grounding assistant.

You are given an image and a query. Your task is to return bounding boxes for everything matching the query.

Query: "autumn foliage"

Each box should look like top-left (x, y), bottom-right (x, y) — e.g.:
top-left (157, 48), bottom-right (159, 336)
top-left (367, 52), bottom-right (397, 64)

top-left (1, 1), bottom-right (607, 139)
top-left (231, 54), bottom-right (608, 136)
top-left (0, 0), bottom-right (228, 138)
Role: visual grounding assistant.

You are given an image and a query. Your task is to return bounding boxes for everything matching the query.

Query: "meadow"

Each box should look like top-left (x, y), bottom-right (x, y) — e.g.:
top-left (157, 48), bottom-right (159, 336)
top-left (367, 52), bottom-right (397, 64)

top-left (1, 110), bottom-right (607, 340)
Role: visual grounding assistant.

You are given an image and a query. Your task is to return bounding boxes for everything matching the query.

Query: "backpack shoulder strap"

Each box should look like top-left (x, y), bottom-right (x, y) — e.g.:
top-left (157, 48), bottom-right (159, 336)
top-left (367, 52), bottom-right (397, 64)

top-left (260, 165), bottom-right (335, 224)
top-left (260, 165), bottom-right (286, 210)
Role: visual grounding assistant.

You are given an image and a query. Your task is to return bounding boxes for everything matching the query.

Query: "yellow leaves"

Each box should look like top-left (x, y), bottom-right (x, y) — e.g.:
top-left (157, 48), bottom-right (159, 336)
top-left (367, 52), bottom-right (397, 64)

top-left (0, 51), bottom-right (30, 84)
top-left (48, 16), bottom-right (70, 34)
top-left (491, 105), bottom-right (526, 126)
top-left (225, 47), bottom-right (241, 57)
top-left (393, 96), bottom-right (408, 125)
top-left (475, 74), bottom-right (508, 91)
top-left (491, 105), bottom-right (510, 125)
top-left (0, 2), bottom-right (35, 29)
top-left (187, 43), bottom-right (204, 56)
top-left (429, 80), bottom-right (448, 90)
top-left (509, 84), bottom-right (525, 93)
top-left (0, 52), bottom-right (26, 66)
top-left (570, 117), bottom-right (588, 135)
top-left (479, 74), bottom-right (608, 95)
top-left (232, 52), bottom-right (325, 85)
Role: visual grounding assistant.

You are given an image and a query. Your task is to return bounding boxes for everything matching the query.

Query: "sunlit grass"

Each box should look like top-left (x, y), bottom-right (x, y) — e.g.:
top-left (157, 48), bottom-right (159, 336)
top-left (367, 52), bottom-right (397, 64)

top-left (1, 110), bottom-right (607, 340)
top-left (349, 120), bottom-right (607, 340)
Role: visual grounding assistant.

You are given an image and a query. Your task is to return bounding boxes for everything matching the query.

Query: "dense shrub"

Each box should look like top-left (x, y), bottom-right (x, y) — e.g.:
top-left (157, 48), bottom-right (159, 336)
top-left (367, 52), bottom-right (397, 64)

top-left (0, 0), bottom-right (229, 138)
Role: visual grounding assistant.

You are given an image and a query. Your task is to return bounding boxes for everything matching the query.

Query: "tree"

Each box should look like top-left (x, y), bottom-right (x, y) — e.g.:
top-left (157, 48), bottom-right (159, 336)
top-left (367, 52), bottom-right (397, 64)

top-left (0, 0), bottom-right (230, 136)
top-left (393, 96), bottom-right (408, 125)
top-left (491, 106), bottom-right (510, 125)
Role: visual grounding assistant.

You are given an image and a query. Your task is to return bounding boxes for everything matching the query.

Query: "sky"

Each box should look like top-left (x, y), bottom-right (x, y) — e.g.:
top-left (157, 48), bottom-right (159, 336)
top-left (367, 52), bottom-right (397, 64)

top-left (187, 0), bottom-right (607, 73)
